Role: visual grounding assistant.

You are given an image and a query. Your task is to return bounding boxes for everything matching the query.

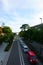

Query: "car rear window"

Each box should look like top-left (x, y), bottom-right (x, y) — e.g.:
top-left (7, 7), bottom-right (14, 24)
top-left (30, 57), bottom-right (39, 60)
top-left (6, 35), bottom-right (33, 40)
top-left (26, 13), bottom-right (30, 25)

top-left (31, 56), bottom-right (36, 59)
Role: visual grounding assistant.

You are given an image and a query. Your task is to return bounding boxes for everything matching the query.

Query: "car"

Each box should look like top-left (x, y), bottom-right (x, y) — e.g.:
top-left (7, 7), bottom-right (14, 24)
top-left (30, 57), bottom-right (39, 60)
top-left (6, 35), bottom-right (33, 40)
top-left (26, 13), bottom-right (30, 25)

top-left (23, 45), bottom-right (29, 52)
top-left (27, 50), bottom-right (38, 64)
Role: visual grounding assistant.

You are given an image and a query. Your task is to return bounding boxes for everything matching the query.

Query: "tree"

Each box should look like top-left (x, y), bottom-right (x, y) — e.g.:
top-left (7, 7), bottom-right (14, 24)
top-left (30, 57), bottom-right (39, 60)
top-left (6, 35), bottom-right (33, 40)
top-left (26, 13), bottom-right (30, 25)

top-left (20, 24), bottom-right (30, 31)
top-left (2, 26), bottom-right (14, 43)
top-left (2, 26), bottom-right (12, 34)
top-left (0, 35), bottom-right (4, 45)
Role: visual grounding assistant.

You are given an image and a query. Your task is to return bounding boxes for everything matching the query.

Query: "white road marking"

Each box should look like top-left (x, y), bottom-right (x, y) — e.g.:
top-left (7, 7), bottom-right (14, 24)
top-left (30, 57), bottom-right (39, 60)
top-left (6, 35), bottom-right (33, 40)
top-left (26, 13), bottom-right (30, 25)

top-left (18, 40), bottom-right (25, 65)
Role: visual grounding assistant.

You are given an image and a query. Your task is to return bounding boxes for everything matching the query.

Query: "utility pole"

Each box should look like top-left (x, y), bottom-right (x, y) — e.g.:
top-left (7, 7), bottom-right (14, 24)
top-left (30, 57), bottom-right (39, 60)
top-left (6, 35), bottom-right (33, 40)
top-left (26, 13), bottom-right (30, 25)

top-left (40, 18), bottom-right (42, 24)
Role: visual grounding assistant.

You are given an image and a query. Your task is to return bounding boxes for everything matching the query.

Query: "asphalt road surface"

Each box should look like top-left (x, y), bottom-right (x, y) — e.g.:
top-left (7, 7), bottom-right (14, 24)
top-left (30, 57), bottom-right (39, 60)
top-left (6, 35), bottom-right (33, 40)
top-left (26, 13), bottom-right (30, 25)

top-left (6, 40), bottom-right (21, 65)
top-left (6, 37), bottom-right (42, 65)
top-left (18, 37), bottom-right (43, 65)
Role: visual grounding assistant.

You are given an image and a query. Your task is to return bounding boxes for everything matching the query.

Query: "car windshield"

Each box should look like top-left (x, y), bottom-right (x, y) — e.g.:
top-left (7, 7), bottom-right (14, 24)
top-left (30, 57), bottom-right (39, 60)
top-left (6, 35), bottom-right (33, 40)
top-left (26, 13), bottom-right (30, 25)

top-left (24, 48), bottom-right (28, 49)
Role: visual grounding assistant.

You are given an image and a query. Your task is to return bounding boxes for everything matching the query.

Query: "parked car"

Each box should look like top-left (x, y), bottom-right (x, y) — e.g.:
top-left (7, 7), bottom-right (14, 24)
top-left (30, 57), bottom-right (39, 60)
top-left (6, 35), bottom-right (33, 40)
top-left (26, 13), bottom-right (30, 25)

top-left (27, 50), bottom-right (38, 64)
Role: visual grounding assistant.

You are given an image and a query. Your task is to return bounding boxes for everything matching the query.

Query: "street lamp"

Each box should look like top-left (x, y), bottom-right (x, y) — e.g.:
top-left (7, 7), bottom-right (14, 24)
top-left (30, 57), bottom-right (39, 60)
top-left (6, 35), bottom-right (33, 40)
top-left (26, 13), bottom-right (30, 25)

top-left (40, 18), bottom-right (42, 56)
top-left (40, 18), bottom-right (42, 24)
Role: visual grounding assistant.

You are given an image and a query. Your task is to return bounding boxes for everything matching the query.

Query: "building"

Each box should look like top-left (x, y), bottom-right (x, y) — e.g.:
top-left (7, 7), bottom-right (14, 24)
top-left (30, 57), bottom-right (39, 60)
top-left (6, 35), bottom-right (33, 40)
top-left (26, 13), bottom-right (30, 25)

top-left (31, 23), bottom-right (43, 31)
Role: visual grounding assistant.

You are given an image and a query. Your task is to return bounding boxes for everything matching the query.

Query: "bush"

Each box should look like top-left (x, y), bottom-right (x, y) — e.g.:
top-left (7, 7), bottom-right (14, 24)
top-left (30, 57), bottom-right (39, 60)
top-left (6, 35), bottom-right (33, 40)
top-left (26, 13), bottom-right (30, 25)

top-left (0, 35), bottom-right (4, 45)
top-left (5, 43), bottom-right (12, 51)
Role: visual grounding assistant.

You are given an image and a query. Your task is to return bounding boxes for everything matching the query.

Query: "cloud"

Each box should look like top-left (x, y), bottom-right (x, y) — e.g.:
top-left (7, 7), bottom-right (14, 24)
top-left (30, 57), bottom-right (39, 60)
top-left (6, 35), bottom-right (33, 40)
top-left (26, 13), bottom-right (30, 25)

top-left (0, 0), bottom-right (9, 11)
top-left (0, 0), bottom-right (43, 32)
top-left (1, 0), bottom-right (43, 11)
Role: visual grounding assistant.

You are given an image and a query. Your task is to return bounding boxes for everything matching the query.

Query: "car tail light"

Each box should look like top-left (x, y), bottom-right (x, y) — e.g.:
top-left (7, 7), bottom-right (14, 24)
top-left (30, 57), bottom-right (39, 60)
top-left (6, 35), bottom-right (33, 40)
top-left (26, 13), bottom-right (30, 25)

top-left (30, 59), bottom-right (32, 62)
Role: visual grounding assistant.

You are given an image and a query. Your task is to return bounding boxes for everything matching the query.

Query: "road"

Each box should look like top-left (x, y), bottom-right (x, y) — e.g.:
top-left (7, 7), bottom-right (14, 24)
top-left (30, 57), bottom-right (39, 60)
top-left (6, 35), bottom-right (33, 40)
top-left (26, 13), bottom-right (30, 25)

top-left (6, 40), bottom-right (21, 65)
top-left (20, 43), bottom-right (42, 65)
top-left (18, 37), bottom-right (42, 65)
top-left (6, 37), bottom-right (42, 65)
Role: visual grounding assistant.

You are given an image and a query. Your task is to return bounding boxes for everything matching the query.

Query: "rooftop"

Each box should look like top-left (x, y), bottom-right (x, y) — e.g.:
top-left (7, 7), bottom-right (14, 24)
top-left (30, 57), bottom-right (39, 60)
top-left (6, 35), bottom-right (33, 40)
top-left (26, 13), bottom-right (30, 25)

top-left (28, 51), bottom-right (36, 56)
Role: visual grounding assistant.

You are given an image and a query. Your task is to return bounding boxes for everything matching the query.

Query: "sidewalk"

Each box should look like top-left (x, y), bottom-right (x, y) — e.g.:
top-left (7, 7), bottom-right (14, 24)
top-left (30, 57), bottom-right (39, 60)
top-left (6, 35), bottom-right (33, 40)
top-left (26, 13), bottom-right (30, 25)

top-left (0, 42), bottom-right (7, 52)
top-left (0, 42), bottom-right (7, 65)
top-left (3, 41), bottom-right (14, 65)
top-left (0, 42), bottom-right (14, 65)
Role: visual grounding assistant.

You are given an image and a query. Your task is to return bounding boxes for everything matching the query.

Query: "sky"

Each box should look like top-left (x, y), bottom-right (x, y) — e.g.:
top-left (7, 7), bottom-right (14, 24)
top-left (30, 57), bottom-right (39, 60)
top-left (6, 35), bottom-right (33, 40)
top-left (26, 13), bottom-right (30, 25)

top-left (0, 0), bottom-right (43, 32)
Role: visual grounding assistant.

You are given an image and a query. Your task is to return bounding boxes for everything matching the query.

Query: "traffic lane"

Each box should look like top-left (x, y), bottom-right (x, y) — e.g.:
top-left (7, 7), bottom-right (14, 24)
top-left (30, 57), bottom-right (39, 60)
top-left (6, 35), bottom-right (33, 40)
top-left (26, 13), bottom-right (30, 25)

top-left (22, 46), bottom-right (42, 65)
top-left (17, 40), bottom-right (25, 65)
top-left (19, 41), bottom-right (42, 65)
top-left (7, 40), bottom-right (21, 65)
top-left (20, 46), bottom-right (31, 65)
top-left (18, 41), bottom-right (31, 65)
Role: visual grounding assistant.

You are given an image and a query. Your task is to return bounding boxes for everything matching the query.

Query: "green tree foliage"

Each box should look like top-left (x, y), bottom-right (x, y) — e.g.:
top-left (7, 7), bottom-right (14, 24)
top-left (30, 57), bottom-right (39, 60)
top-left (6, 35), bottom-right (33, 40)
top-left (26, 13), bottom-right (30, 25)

top-left (2, 26), bottom-right (12, 34)
top-left (0, 35), bottom-right (4, 45)
top-left (0, 26), bottom-right (16, 46)
top-left (3, 34), bottom-right (8, 42)
top-left (19, 24), bottom-right (43, 44)
top-left (20, 24), bottom-right (30, 31)
top-left (2, 26), bottom-right (14, 43)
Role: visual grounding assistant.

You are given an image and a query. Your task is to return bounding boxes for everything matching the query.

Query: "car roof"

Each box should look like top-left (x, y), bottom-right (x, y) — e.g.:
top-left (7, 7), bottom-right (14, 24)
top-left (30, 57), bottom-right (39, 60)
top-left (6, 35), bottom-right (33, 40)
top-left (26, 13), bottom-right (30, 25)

top-left (28, 51), bottom-right (36, 56)
top-left (23, 45), bottom-right (28, 48)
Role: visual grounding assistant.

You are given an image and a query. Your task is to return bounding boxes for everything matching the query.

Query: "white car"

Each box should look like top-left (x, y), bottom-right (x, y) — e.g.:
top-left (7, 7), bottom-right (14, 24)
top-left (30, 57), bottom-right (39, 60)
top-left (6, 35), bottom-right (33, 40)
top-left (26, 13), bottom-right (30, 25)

top-left (23, 45), bottom-right (29, 52)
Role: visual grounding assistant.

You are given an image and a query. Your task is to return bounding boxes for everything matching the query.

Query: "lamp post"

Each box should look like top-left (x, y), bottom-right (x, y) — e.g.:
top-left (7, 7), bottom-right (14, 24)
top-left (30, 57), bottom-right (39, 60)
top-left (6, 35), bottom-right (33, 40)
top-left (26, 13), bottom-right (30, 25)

top-left (40, 18), bottom-right (42, 24)
top-left (40, 18), bottom-right (42, 56)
